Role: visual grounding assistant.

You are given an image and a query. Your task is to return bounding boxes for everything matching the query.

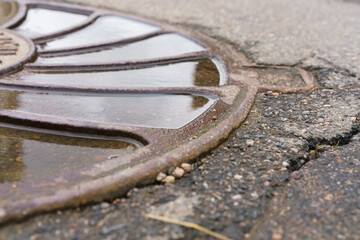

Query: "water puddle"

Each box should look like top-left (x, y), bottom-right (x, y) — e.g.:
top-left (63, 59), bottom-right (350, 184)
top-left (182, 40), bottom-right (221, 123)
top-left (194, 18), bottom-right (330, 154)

top-left (39, 15), bottom-right (160, 51)
top-left (0, 1), bottom-right (18, 26)
top-left (36, 33), bottom-right (206, 65)
top-left (0, 90), bottom-right (216, 129)
top-left (13, 8), bottom-right (88, 39)
top-left (11, 59), bottom-right (224, 87)
top-left (0, 125), bottom-right (138, 183)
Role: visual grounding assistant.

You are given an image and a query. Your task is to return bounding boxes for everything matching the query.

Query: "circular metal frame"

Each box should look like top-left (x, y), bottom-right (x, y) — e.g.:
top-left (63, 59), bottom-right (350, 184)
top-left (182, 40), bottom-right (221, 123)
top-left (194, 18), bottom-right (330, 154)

top-left (0, 0), bottom-right (317, 224)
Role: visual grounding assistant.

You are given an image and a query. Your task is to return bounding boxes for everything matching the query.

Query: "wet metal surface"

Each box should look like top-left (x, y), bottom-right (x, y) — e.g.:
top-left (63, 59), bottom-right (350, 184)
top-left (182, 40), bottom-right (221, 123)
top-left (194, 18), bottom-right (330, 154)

top-left (0, 125), bottom-right (137, 183)
top-left (0, 89), bottom-right (216, 129)
top-left (40, 15), bottom-right (160, 51)
top-left (13, 8), bottom-right (88, 39)
top-left (9, 59), bottom-right (224, 88)
top-left (36, 34), bottom-right (206, 65)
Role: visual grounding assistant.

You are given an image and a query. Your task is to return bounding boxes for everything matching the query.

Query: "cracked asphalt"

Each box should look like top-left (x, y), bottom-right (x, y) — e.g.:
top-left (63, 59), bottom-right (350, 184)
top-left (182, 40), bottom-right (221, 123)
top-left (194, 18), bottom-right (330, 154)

top-left (1, 0), bottom-right (359, 239)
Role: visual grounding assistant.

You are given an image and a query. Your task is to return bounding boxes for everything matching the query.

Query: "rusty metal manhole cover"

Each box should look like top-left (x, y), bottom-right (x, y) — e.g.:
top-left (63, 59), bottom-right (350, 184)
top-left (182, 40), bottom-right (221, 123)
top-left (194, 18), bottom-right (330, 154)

top-left (0, 1), bottom-right (316, 223)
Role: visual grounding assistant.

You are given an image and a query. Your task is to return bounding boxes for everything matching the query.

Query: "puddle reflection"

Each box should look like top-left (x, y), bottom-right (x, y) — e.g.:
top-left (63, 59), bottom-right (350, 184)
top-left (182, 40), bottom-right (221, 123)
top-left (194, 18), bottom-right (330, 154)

top-left (40, 15), bottom-right (160, 50)
top-left (17, 59), bottom-right (222, 87)
top-left (13, 8), bottom-right (88, 38)
top-left (37, 34), bottom-right (206, 65)
top-left (0, 126), bottom-right (138, 183)
top-left (0, 90), bottom-right (216, 129)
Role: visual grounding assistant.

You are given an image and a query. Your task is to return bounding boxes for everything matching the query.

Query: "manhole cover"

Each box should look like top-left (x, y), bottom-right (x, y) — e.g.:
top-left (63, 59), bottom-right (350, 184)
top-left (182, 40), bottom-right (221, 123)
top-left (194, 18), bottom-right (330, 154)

top-left (0, 1), bottom-right (316, 223)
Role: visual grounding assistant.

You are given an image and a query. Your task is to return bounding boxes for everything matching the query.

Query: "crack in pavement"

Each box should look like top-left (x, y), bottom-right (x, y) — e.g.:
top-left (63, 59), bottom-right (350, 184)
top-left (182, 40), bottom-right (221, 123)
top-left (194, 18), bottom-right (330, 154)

top-left (249, 131), bottom-right (360, 240)
top-left (289, 111), bottom-right (360, 170)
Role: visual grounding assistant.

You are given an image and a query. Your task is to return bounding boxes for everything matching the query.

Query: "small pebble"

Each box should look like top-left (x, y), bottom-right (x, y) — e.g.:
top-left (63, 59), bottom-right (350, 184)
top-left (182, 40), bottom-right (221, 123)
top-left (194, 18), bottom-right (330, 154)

top-left (156, 172), bottom-right (166, 182)
top-left (246, 139), bottom-right (255, 147)
top-left (272, 233), bottom-right (282, 240)
top-left (234, 174), bottom-right (243, 180)
top-left (172, 167), bottom-right (185, 179)
top-left (100, 202), bottom-right (110, 209)
top-left (264, 181), bottom-right (271, 187)
top-left (181, 163), bottom-right (192, 173)
top-left (324, 194), bottom-right (333, 201)
top-left (163, 176), bottom-right (175, 184)
top-left (282, 161), bottom-right (289, 167)
top-left (232, 194), bottom-right (242, 200)
top-left (0, 209), bottom-right (5, 218)
top-left (290, 148), bottom-right (299, 154)
top-left (250, 192), bottom-right (259, 199)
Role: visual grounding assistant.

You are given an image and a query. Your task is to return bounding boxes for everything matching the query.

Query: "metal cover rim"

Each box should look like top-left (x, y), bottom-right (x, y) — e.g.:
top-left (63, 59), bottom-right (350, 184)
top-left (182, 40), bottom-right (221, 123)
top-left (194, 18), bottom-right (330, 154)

top-left (0, 0), bottom-right (317, 223)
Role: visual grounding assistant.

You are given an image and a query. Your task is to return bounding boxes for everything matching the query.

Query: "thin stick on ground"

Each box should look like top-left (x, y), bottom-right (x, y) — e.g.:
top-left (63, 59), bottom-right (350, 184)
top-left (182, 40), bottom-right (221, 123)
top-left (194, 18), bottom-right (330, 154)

top-left (145, 214), bottom-right (232, 240)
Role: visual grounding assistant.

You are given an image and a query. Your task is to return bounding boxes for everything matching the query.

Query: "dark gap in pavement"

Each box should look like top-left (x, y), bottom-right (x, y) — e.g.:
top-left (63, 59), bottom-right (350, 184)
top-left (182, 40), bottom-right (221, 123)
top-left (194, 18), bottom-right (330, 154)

top-left (288, 112), bottom-right (360, 172)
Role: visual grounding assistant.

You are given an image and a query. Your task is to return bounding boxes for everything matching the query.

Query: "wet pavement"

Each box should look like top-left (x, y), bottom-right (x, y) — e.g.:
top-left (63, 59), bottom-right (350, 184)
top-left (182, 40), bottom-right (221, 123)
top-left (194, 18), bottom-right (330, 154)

top-left (0, 0), bottom-right (359, 239)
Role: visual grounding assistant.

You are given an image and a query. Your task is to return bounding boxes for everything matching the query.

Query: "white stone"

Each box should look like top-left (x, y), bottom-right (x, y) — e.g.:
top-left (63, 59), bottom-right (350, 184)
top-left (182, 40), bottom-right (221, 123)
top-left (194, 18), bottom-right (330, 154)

top-left (246, 139), bottom-right (255, 147)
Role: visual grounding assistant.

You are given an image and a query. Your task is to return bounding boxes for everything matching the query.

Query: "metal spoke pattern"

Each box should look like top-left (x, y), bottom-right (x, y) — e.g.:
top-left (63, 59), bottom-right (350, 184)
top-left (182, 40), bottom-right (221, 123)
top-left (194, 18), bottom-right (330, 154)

top-left (0, 0), bottom-right (317, 223)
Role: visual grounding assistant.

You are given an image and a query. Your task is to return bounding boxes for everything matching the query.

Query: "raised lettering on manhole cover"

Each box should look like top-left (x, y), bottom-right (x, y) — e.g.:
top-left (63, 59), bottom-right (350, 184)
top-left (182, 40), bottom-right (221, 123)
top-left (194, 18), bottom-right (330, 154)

top-left (0, 1), bottom-right (316, 223)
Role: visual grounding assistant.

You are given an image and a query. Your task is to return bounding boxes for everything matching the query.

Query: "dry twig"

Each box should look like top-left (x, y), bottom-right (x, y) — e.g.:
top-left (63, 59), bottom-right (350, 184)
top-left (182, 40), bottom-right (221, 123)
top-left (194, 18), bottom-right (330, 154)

top-left (145, 214), bottom-right (232, 240)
